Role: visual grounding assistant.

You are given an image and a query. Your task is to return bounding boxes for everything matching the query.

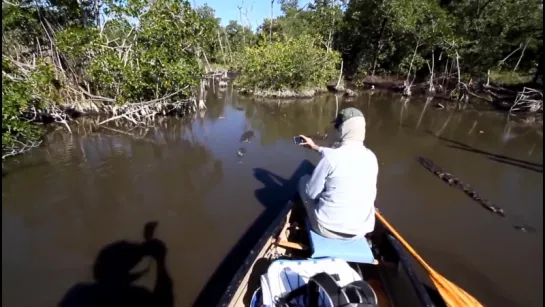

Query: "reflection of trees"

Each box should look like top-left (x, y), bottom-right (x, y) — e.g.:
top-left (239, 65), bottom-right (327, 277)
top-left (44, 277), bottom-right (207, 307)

top-left (231, 91), bottom-right (411, 147)
top-left (232, 89), bottom-right (542, 159)
top-left (239, 95), bottom-right (338, 146)
top-left (203, 87), bottom-right (227, 121)
top-left (369, 94), bottom-right (543, 158)
top-left (3, 115), bottom-right (226, 306)
top-left (3, 116), bottom-right (224, 246)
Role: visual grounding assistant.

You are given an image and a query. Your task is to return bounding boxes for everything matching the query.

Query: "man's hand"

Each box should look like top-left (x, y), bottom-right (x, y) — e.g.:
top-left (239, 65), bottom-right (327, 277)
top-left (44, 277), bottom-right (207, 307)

top-left (298, 135), bottom-right (319, 151)
top-left (143, 239), bottom-right (167, 262)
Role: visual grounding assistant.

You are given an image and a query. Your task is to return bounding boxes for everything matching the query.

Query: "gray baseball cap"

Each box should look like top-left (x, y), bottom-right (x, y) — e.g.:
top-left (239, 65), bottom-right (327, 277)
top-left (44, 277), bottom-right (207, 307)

top-left (331, 107), bottom-right (364, 129)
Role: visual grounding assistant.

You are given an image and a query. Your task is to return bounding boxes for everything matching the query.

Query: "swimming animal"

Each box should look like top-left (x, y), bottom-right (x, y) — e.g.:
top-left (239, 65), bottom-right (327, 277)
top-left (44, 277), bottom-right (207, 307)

top-left (417, 156), bottom-right (536, 233)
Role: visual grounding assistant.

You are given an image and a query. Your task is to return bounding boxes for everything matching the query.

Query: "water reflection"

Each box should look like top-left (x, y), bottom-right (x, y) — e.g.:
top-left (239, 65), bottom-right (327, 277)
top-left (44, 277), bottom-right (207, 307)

top-left (239, 95), bottom-right (338, 146)
top-left (436, 135), bottom-right (543, 173)
top-left (2, 90), bottom-right (543, 307)
top-left (2, 118), bottom-right (224, 307)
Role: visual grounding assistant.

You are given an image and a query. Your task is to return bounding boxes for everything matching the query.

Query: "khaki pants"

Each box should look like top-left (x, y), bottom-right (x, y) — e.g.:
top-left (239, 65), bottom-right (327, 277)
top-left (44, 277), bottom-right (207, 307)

top-left (298, 175), bottom-right (354, 240)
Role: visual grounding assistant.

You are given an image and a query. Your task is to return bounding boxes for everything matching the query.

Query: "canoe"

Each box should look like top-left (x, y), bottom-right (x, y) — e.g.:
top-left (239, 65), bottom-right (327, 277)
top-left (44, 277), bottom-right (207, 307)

top-left (216, 195), bottom-right (447, 307)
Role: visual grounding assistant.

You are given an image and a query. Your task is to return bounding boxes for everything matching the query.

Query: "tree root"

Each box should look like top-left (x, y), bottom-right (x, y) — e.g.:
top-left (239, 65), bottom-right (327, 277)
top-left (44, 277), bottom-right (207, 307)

top-left (97, 99), bottom-right (195, 126)
top-left (3, 88), bottom-right (202, 160)
top-left (36, 87), bottom-right (198, 128)
top-left (2, 139), bottom-right (43, 160)
top-left (510, 87), bottom-right (543, 113)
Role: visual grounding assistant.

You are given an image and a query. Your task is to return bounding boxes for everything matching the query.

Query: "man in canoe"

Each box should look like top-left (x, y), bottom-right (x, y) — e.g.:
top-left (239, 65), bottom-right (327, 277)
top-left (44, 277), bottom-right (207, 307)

top-left (297, 107), bottom-right (379, 239)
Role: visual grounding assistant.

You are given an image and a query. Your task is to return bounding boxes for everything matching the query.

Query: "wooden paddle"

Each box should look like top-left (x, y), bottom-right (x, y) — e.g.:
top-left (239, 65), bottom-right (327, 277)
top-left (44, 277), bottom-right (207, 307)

top-left (375, 211), bottom-right (484, 307)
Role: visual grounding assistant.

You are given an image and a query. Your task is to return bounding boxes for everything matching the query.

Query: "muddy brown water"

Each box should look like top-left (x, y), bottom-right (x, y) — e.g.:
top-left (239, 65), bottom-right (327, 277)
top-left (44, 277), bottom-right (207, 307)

top-left (2, 87), bottom-right (543, 307)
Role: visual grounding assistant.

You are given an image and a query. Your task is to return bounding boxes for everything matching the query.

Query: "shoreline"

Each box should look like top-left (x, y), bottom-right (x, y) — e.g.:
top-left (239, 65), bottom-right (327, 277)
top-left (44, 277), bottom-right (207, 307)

top-left (351, 75), bottom-right (543, 114)
top-left (2, 99), bottom-right (198, 160)
top-left (3, 77), bottom-right (542, 161)
top-left (236, 86), bottom-right (328, 98)
top-left (229, 72), bottom-right (542, 115)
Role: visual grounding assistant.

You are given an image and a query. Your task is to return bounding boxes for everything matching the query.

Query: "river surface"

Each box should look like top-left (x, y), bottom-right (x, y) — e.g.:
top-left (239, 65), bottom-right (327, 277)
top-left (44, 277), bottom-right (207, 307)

top-left (2, 86), bottom-right (543, 307)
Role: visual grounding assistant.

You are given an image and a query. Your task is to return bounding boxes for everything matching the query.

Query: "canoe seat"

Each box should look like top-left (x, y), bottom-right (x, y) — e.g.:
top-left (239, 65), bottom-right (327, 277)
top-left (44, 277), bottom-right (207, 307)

top-left (306, 219), bottom-right (375, 264)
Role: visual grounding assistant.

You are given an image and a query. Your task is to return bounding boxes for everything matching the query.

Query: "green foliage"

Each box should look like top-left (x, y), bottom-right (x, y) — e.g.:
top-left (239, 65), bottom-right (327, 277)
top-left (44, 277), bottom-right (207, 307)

top-left (444, 0), bottom-right (542, 74)
top-left (57, 27), bottom-right (100, 59)
top-left (489, 70), bottom-right (534, 86)
top-left (2, 59), bottom-right (34, 148)
top-left (195, 4), bottom-right (223, 63)
top-left (337, 0), bottom-right (543, 80)
top-left (2, 0), bottom-right (219, 155)
top-left (225, 20), bottom-right (256, 54)
top-left (2, 2), bottom-right (42, 52)
top-left (307, 0), bottom-right (343, 50)
top-left (255, 0), bottom-right (342, 48)
top-left (3, 0), bottom-right (543, 156)
top-left (235, 35), bottom-right (340, 91)
top-left (244, 0), bottom-right (344, 91)
top-left (56, 0), bottom-right (213, 103)
top-left (1, 57), bottom-right (61, 150)
top-left (35, 59), bottom-right (63, 104)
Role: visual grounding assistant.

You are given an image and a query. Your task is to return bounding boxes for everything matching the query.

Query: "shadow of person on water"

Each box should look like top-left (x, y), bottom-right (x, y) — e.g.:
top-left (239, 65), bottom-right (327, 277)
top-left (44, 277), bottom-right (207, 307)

top-left (253, 168), bottom-right (292, 206)
top-left (59, 221), bottom-right (173, 307)
top-left (192, 160), bottom-right (314, 307)
top-left (428, 131), bottom-right (543, 173)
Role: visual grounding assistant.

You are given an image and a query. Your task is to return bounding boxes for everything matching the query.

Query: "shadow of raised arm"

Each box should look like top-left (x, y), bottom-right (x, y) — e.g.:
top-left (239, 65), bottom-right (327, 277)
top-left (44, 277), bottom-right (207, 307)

top-left (59, 222), bottom-right (173, 307)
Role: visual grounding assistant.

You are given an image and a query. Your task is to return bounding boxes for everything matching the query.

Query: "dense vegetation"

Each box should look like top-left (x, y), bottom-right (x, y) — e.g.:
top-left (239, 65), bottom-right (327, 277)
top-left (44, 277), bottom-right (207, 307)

top-left (2, 0), bottom-right (543, 158)
top-left (338, 0), bottom-right (543, 82)
top-left (235, 35), bottom-right (340, 95)
top-left (2, 0), bottom-right (230, 158)
top-left (255, 0), bottom-right (542, 85)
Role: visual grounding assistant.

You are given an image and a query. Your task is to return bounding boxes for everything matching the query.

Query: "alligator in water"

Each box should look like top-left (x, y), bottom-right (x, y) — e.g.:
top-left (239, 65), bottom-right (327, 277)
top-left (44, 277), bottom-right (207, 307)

top-left (239, 130), bottom-right (255, 143)
top-left (417, 157), bottom-right (536, 233)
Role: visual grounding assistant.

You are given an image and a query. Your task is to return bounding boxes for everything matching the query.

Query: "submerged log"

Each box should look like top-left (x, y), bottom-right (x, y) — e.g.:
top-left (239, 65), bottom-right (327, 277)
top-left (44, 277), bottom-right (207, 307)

top-left (417, 156), bottom-right (536, 233)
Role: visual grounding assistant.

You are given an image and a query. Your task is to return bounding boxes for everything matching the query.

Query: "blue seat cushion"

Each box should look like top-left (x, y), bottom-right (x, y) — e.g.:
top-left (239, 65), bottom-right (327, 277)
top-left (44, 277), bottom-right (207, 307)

top-left (306, 219), bottom-right (375, 264)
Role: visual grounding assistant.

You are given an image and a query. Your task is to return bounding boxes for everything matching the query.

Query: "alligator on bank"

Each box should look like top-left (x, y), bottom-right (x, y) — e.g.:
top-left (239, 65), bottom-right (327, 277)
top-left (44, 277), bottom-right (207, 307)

top-left (417, 157), bottom-right (536, 233)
